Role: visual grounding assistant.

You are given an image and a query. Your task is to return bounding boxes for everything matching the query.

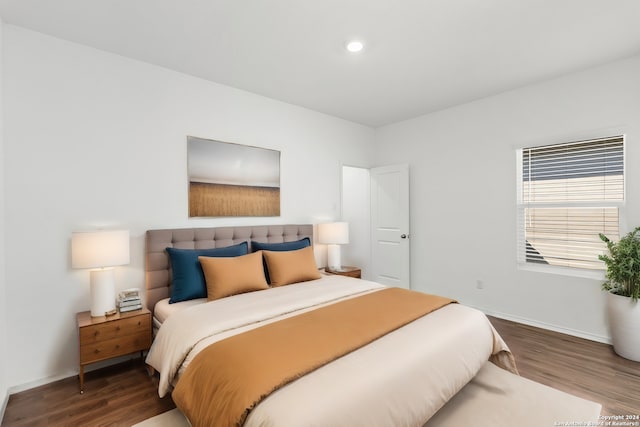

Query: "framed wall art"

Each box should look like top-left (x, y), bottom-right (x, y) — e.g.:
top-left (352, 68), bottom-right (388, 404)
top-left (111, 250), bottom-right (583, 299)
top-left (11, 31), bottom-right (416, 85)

top-left (187, 136), bottom-right (281, 217)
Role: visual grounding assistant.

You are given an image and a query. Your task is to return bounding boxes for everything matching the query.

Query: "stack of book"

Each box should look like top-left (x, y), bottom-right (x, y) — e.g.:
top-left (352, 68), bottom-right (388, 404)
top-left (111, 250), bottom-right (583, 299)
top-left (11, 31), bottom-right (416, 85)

top-left (118, 288), bottom-right (142, 313)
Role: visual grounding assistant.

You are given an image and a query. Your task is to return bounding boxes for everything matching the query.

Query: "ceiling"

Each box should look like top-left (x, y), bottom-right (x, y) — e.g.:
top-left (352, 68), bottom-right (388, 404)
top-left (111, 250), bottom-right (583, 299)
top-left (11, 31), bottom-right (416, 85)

top-left (1, 0), bottom-right (640, 127)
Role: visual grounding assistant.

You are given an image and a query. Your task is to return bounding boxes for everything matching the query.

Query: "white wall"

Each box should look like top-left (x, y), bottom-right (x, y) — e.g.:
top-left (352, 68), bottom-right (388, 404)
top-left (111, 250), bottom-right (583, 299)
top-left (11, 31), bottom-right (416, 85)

top-left (2, 25), bottom-right (374, 389)
top-left (341, 166), bottom-right (371, 279)
top-left (5, 20), bottom-right (639, 395)
top-left (0, 15), bottom-right (8, 418)
top-left (374, 55), bottom-right (640, 342)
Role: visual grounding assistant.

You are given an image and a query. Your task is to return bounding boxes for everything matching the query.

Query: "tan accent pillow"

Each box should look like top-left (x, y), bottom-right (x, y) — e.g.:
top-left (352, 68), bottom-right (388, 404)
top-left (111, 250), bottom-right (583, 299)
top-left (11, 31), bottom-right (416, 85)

top-left (199, 251), bottom-right (269, 301)
top-left (262, 246), bottom-right (321, 287)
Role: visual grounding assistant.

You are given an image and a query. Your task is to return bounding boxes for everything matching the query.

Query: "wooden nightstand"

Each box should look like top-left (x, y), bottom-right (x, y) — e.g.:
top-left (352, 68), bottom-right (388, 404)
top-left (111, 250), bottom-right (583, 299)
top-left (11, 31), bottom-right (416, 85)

top-left (324, 266), bottom-right (361, 279)
top-left (76, 307), bottom-right (152, 393)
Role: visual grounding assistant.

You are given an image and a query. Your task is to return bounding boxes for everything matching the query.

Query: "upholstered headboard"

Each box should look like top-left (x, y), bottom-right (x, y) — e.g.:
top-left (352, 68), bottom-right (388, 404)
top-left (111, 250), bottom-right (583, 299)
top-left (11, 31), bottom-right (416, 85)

top-left (145, 224), bottom-right (313, 311)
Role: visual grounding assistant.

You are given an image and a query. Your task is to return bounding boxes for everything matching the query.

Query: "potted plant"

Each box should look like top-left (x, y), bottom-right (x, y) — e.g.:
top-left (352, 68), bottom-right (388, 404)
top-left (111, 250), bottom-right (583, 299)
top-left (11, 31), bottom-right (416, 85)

top-left (599, 226), bottom-right (640, 361)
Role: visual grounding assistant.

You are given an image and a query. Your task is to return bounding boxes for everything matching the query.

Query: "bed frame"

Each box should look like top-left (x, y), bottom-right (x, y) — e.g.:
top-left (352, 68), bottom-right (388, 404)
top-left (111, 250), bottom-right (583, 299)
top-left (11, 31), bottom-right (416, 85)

top-left (143, 225), bottom-right (603, 427)
top-left (145, 224), bottom-right (313, 311)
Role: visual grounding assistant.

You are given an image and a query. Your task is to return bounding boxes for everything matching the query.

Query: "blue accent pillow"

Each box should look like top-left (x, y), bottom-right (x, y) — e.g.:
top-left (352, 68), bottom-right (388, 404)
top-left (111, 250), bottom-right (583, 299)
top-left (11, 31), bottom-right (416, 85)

top-left (167, 242), bottom-right (248, 303)
top-left (251, 238), bottom-right (311, 283)
top-left (251, 237), bottom-right (311, 253)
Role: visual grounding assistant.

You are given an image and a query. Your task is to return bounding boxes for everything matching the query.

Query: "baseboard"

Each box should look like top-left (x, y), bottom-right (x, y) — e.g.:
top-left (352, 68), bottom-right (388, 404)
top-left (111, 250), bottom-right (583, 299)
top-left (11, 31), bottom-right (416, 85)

top-left (8, 369), bottom-right (77, 394)
top-left (0, 387), bottom-right (9, 424)
top-left (7, 353), bottom-right (141, 395)
top-left (473, 306), bottom-right (612, 345)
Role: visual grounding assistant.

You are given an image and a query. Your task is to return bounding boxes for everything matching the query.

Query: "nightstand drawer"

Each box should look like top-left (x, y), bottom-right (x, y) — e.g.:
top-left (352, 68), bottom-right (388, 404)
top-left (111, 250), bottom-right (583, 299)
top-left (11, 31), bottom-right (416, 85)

top-left (80, 330), bottom-right (151, 364)
top-left (79, 313), bottom-right (149, 344)
top-left (76, 307), bottom-right (152, 393)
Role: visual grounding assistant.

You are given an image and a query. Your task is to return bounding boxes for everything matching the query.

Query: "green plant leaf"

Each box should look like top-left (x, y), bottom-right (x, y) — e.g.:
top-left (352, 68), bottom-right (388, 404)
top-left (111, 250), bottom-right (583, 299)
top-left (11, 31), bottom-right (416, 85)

top-left (600, 226), bottom-right (640, 302)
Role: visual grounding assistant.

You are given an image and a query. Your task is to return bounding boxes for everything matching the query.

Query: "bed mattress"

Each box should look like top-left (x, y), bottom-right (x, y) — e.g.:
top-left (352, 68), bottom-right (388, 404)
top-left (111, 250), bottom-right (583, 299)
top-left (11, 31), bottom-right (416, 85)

top-left (133, 362), bottom-right (602, 427)
top-left (146, 275), bottom-right (518, 426)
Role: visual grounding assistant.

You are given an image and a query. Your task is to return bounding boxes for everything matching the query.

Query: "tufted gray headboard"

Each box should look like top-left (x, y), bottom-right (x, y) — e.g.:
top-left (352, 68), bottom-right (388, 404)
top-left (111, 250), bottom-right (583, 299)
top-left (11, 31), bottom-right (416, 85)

top-left (145, 224), bottom-right (313, 311)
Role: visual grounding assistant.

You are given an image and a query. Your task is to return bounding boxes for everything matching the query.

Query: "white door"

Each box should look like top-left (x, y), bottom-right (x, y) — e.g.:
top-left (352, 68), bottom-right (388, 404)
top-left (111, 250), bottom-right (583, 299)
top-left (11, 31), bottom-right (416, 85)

top-left (370, 164), bottom-right (410, 289)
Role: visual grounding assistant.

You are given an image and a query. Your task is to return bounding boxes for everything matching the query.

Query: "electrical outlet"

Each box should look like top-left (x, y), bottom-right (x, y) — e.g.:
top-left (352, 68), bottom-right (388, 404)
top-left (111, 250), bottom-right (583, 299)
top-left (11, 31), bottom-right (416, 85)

top-left (476, 280), bottom-right (484, 290)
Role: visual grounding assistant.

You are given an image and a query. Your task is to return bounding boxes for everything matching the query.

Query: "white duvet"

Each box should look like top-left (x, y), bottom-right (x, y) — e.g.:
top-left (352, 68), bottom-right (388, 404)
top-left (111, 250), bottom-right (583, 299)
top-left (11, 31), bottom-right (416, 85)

top-left (146, 275), bottom-right (515, 427)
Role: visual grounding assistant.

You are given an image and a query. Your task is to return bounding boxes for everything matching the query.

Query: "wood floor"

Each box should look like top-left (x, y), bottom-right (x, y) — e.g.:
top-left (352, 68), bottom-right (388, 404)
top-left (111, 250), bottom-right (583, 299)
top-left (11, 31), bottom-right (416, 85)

top-left (489, 316), bottom-right (640, 416)
top-left (2, 316), bottom-right (639, 426)
top-left (1, 359), bottom-right (175, 427)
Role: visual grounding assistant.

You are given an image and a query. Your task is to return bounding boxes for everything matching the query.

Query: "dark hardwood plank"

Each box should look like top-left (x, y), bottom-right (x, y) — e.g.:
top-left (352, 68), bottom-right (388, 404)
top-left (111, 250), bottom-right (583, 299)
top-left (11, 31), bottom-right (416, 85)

top-left (489, 316), bottom-right (640, 416)
top-left (1, 358), bottom-right (175, 427)
top-left (2, 318), bottom-right (639, 426)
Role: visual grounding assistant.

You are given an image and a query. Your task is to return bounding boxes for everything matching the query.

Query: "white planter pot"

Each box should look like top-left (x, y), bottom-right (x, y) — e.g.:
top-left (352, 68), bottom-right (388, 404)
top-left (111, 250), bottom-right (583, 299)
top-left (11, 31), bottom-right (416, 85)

top-left (607, 292), bottom-right (640, 361)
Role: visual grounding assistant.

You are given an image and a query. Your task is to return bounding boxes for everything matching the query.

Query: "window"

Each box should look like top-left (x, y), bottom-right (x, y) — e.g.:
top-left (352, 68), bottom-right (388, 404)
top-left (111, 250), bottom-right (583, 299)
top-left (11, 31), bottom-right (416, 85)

top-left (517, 135), bottom-right (624, 271)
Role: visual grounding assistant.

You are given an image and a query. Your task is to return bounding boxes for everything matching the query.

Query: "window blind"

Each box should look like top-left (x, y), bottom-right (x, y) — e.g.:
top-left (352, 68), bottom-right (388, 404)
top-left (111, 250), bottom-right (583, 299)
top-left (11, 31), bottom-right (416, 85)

top-left (518, 136), bottom-right (624, 270)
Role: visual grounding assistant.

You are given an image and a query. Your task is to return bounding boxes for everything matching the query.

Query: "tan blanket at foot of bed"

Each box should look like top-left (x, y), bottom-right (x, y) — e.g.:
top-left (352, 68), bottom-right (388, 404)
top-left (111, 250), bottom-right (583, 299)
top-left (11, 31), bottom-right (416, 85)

top-left (172, 288), bottom-right (455, 427)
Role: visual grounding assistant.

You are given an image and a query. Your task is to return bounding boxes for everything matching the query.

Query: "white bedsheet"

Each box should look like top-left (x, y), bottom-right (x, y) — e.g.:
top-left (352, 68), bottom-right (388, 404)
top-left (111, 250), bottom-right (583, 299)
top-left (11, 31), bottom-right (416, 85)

top-left (147, 275), bottom-right (385, 396)
top-left (247, 304), bottom-right (508, 427)
top-left (153, 297), bottom-right (206, 325)
top-left (146, 275), bottom-right (515, 426)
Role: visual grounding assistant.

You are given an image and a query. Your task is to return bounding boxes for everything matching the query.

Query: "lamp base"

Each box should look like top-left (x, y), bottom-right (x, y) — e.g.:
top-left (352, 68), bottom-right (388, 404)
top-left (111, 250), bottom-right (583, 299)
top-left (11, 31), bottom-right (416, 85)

top-left (90, 269), bottom-right (116, 317)
top-left (327, 244), bottom-right (343, 271)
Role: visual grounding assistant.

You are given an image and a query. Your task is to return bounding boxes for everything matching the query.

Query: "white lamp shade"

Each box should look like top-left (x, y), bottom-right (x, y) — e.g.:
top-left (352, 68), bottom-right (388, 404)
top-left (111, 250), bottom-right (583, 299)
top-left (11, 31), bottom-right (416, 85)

top-left (71, 230), bottom-right (130, 269)
top-left (317, 222), bottom-right (349, 245)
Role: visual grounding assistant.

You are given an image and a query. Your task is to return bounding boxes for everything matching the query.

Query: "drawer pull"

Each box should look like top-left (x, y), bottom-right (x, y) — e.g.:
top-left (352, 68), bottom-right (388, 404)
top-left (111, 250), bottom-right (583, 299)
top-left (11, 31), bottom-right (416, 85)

top-left (94, 349), bottom-right (100, 354)
top-left (94, 331), bottom-right (99, 337)
top-left (115, 344), bottom-right (120, 349)
top-left (116, 326), bottom-right (121, 332)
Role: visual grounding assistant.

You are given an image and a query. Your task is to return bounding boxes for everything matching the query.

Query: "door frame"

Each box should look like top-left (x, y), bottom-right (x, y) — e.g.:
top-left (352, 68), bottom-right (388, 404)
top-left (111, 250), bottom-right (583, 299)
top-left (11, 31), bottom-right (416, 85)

top-left (340, 164), bottom-right (372, 279)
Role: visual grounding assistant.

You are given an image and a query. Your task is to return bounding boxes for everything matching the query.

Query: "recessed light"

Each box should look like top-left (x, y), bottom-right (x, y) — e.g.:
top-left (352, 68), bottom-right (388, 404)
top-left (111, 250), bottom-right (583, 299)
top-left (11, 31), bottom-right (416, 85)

top-left (345, 40), bottom-right (364, 53)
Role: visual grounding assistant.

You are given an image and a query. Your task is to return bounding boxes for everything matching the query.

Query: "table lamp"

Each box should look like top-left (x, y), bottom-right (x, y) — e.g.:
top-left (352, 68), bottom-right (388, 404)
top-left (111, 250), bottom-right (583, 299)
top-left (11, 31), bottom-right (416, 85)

top-left (72, 230), bottom-right (130, 317)
top-left (318, 222), bottom-right (349, 272)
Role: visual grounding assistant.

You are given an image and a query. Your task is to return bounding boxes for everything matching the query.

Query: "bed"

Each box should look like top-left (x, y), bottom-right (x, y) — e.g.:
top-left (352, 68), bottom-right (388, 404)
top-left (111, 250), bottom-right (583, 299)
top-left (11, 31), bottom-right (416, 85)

top-left (144, 224), bottom-right (602, 427)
